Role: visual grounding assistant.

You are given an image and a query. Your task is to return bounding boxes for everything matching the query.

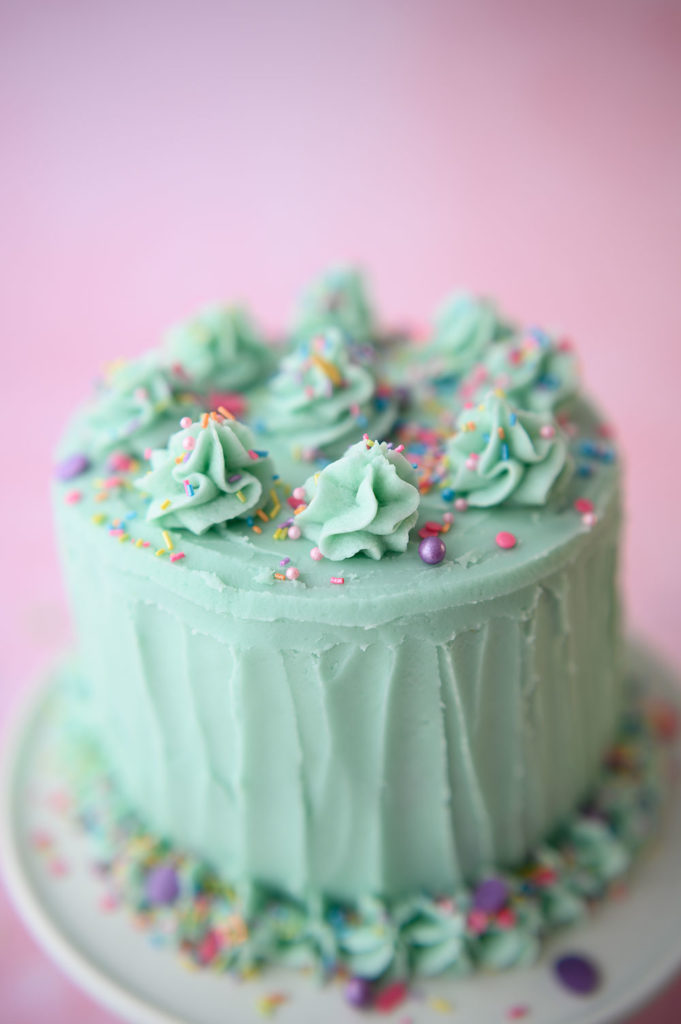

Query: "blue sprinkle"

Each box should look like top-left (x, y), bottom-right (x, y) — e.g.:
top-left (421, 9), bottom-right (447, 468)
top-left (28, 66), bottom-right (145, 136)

top-left (254, 449), bottom-right (269, 457)
top-left (577, 464), bottom-right (593, 478)
top-left (246, 516), bottom-right (254, 526)
top-left (528, 326), bottom-right (551, 348)
top-left (501, 443), bottom-right (509, 461)
top-left (411, 463), bottom-right (418, 469)
top-left (374, 395), bottom-right (389, 410)
top-left (125, 510), bottom-right (137, 520)
top-left (273, 474), bottom-right (279, 480)
top-left (357, 415), bottom-right (368, 427)
top-left (537, 374), bottom-right (560, 389)
top-left (441, 488), bottom-right (455, 502)
top-left (482, 432), bottom-right (490, 443)
top-left (578, 440), bottom-right (598, 457)
top-left (509, 412), bottom-right (517, 426)
top-left (598, 448), bottom-right (616, 463)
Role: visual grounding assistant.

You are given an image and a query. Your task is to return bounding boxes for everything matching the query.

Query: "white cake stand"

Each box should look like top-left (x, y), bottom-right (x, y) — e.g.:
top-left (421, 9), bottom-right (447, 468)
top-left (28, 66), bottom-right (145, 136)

top-left (2, 642), bottom-right (681, 1024)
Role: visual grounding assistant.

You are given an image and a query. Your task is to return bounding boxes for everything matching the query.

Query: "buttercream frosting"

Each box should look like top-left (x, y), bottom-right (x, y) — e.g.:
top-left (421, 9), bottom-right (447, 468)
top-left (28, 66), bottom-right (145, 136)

top-left (164, 305), bottom-right (275, 392)
top-left (444, 392), bottom-right (572, 507)
top-left (424, 292), bottom-right (514, 381)
top-left (292, 266), bottom-right (376, 344)
top-left (295, 439), bottom-right (420, 560)
top-left (137, 416), bottom-right (276, 534)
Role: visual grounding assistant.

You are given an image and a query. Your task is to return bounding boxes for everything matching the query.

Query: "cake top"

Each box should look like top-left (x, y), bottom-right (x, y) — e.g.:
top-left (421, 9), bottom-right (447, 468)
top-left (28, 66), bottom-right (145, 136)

top-left (54, 267), bottom-right (619, 627)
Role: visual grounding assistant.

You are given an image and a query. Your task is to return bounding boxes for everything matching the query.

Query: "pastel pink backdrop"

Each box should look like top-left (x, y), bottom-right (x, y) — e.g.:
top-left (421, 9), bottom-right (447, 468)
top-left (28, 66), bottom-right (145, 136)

top-left (2, 0), bottom-right (680, 1020)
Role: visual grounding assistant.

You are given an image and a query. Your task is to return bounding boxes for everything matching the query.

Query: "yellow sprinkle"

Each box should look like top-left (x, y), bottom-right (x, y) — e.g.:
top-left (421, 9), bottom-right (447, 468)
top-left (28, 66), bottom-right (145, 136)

top-left (494, 387), bottom-right (506, 398)
top-left (478, 403), bottom-right (486, 412)
top-left (428, 996), bottom-right (454, 1013)
top-left (273, 528), bottom-right (286, 540)
top-left (135, 538), bottom-right (144, 547)
top-left (256, 508), bottom-right (268, 522)
top-left (119, 533), bottom-right (129, 543)
top-left (91, 513), bottom-right (105, 525)
top-left (268, 488), bottom-right (281, 518)
top-left (160, 499), bottom-right (171, 510)
top-left (236, 490), bottom-right (246, 503)
top-left (252, 524), bottom-right (262, 534)
top-left (310, 353), bottom-right (343, 386)
top-left (313, 472), bottom-right (320, 485)
top-left (155, 548), bottom-right (167, 557)
top-left (162, 530), bottom-right (173, 551)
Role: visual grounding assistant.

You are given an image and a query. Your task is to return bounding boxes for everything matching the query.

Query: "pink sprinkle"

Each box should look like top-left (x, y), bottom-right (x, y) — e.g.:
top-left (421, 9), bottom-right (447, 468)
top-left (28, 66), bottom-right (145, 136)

top-left (467, 909), bottom-right (489, 934)
top-left (496, 531), bottom-right (517, 549)
top-left (248, 449), bottom-right (259, 460)
top-left (103, 475), bottom-right (124, 488)
top-left (507, 1006), bottom-right (530, 1020)
top-left (539, 424), bottom-right (555, 439)
top-left (197, 930), bottom-right (220, 965)
top-left (144, 447), bottom-right (152, 460)
top-left (48, 858), bottom-right (69, 878)
top-left (169, 552), bottom-right (185, 563)
top-left (99, 892), bottom-right (120, 912)
top-left (65, 490), bottom-right (82, 504)
top-left (496, 907), bottom-right (516, 929)
top-left (108, 451), bottom-right (134, 472)
top-left (133, 387), bottom-right (148, 401)
top-left (310, 546), bottom-right (323, 561)
top-left (285, 566), bottom-right (300, 580)
top-left (394, 444), bottom-right (405, 453)
top-left (292, 486), bottom-right (306, 501)
top-left (454, 497), bottom-right (468, 511)
top-left (182, 436), bottom-right (195, 450)
top-left (574, 497), bottom-right (594, 514)
top-left (374, 981), bottom-right (408, 1013)
top-left (350, 403), bottom-right (360, 416)
top-left (142, 541), bottom-right (150, 548)
top-left (582, 512), bottom-right (598, 528)
top-left (109, 528), bottom-right (125, 538)
top-left (465, 453), bottom-right (479, 471)
top-left (288, 524), bottom-right (301, 540)
top-left (330, 576), bottom-right (344, 585)
top-left (180, 416), bottom-right (192, 428)
top-left (443, 512), bottom-right (454, 524)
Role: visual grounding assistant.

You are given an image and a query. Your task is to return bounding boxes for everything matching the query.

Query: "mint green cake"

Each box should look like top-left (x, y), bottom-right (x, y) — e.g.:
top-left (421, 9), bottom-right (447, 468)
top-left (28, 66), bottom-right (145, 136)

top-left (52, 269), bottom-right (630, 977)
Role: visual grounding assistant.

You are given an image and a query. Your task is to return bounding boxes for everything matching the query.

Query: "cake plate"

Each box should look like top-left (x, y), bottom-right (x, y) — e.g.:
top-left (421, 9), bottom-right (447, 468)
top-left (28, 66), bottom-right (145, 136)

top-left (2, 642), bottom-right (681, 1024)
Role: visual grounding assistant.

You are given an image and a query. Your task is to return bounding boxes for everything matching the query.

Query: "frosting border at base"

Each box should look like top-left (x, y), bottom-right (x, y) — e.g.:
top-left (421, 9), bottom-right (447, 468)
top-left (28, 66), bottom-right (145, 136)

top-left (54, 664), bottom-right (675, 983)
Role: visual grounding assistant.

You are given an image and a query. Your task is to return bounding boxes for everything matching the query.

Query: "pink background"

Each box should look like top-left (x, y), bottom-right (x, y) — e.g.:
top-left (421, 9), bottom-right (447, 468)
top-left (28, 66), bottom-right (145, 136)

top-left (2, 0), bottom-right (680, 1020)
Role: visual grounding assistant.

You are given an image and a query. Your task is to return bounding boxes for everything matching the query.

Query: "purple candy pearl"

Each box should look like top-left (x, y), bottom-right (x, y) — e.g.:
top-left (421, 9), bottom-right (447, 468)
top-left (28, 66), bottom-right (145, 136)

top-left (418, 535), bottom-right (446, 565)
top-left (345, 976), bottom-right (372, 1007)
top-left (554, 953), bottom-right (601, 995)
top-left (54, 453), bottom-right (90, 481)
top-left (145, 864), bottom-right (180, 906)
top-left (473, 877), bottom-right (509, 914)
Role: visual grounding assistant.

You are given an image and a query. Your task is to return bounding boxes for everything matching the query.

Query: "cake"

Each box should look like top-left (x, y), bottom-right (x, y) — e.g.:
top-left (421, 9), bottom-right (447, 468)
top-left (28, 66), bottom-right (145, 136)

top-left (51, 269), bottom-right (664, 983)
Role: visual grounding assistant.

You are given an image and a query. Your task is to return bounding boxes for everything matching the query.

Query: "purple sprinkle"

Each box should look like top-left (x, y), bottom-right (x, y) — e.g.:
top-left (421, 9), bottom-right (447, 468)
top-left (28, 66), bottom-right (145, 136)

top-left (345, 977), bottom-right (372, 1008)
top-left (418, 535), bottom-right (446, 565)
top-left (54, 453), bottom-right (90, 481)
top-left (145, 864), bottom-right (180, 906)
top-left (228, 474), bottom-right (242, 483)
top-left (554, 953), bottom-right (601, 995)
top-left (280, 557), bottom-right (291, 567)
top-left (473, 877), bottom-right (509, 914)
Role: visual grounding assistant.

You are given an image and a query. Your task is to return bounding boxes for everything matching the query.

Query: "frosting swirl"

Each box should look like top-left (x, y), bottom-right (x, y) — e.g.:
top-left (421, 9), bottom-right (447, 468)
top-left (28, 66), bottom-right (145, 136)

top-left (136, 416), bottom-right (276, 534)
top-left (295, 439), bottom-right (420, 560)
top-left (79, 355), bottom-right (188, 457)
top-left (460, 329), bottom-right (579, 413)
top-left (264, 330), bottom-right (394, 457)
top-left (292, 266), bottom-right (376, 343)
top-left (164, 305), bottom-right (275, 393)
top-left (444, 392), bottom-right (572, 507)
top-left (424, 292), bottom-right (514, 381)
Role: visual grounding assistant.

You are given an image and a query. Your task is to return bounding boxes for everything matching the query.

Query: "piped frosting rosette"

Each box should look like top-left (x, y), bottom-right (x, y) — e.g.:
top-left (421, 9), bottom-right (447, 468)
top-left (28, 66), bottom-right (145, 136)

top-left (459, 328), bottom-right (579, 414)
top-left (444, 392), bottom-right (572, 507)
top-left (263, 330), bottom-right (396, 459)
top-left (136, 415), bottom-right (277, 534)
top-left (295, 438), bottom-right (420, 559)
top-left (420, 292), bottom-right (515, 383)
top-left (292, 266), bottom-right (376, 345)
top-left (77, 355), bottom-right (194, 458)
top-left (163, 305), bottom-right (275, 393)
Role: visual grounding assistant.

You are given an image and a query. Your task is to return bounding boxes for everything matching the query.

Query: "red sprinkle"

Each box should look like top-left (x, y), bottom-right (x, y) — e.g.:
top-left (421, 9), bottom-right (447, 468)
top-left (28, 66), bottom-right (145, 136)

top-left (496, 531), bottom-right (517, 550)
top-left (374, 981), bottom-right (408, 1013)
top-left (574, 497), bottom-right (594, 514)
top-left (424, 521), bottom-right (443, 533)
top-left (507, 1006), bottom-right (530, 1020)
top-left (169, 552), bottom-right (185, 563)
top-left (330, 577), bottom-right (345, 585)
top-left (65, 490), bottom-right (82, 504)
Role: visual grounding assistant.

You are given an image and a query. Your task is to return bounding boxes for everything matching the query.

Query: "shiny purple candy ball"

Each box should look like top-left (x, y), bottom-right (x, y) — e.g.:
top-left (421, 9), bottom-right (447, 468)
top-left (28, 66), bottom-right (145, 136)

top-left (345, 976), bottom-right (372, 1007)
top-left (54, 452), bottom-right (90, 481)
top-left (145, 864), bottom-right (180, 906)
top-left (418, 535), bottom-right (446, 565)
top-left (553, 953), bottom-right (601, 995)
